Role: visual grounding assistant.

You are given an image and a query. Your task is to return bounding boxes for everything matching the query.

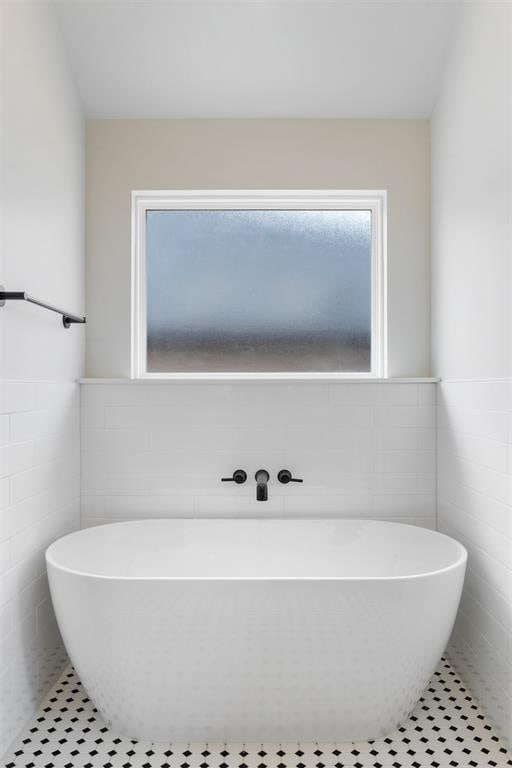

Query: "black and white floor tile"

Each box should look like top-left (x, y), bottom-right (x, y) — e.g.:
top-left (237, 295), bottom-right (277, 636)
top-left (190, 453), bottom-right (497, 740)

top-left (4, 659), bottom-right (511, 768)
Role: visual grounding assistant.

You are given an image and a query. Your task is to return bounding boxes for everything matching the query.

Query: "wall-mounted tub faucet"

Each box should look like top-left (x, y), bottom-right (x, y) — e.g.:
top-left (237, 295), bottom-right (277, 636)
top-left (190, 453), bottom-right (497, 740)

top-left (255, 469), bottom-right (270, 501)
top-left (221, 468), bottom-right (302, 501)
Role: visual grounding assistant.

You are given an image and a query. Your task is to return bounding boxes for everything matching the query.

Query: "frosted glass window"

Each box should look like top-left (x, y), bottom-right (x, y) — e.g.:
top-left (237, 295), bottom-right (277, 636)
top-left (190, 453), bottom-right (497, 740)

top-left (145, 209), bottom-right (373, 373)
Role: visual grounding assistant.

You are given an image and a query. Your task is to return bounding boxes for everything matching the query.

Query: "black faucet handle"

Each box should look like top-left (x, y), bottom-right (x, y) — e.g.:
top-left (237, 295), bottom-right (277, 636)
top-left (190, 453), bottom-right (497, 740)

top-left (277, 469), bottom-right (303, 484)
top-left (221, 469), bottom-right (247, 484)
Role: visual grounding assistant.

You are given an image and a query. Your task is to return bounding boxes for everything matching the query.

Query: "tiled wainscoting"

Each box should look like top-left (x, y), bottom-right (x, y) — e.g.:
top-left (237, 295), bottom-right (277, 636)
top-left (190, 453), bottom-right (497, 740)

top-left (80, 381), bottom-right (436, 528)
top-left (437, 379), bottom-right (512, 743)
top-left (0, 381), bottom-right (81, 756)
top-left (4, 659), bottom-right (511, 768)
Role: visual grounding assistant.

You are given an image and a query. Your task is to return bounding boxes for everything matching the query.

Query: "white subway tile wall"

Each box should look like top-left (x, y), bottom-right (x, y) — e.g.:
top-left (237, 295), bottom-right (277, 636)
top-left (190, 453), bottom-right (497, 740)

top-left (0, 381), bottom-right (81, 756)
top-left (80, 382), bottom-right (436, 529)
top-left (437, 379), bottom-right (512, 744)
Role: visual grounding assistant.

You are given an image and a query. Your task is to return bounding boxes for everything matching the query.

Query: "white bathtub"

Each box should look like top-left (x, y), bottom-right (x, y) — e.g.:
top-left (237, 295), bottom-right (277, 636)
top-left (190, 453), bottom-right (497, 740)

top-left (46, 519), bottom-right (466, 743)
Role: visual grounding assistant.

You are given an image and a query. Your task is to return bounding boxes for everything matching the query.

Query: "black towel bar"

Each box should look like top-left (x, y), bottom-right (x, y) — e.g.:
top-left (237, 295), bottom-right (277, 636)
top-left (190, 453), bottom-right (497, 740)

top-left (0, 286), bottom-right (86, 328)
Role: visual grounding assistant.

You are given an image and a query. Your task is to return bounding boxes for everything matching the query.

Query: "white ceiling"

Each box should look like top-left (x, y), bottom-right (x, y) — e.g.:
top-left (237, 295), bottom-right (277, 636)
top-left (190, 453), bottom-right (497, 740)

top-left (53, 0), bottom-right (463, 119)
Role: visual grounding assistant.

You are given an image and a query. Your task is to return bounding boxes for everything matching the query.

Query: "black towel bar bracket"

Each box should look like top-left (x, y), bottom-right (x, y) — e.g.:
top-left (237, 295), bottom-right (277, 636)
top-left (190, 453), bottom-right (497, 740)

top-left (0, 286), bottom-right (86, 328)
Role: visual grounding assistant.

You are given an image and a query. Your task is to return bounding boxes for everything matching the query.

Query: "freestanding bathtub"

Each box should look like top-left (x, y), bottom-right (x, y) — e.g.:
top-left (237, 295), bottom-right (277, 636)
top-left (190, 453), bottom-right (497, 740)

top-left (46, 519), bottom-right (466, 743)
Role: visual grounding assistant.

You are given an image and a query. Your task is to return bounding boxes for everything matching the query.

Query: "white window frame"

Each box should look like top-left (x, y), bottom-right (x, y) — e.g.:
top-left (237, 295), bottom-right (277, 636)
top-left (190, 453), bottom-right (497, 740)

top-left (131, 190), bottom-right (387, 380)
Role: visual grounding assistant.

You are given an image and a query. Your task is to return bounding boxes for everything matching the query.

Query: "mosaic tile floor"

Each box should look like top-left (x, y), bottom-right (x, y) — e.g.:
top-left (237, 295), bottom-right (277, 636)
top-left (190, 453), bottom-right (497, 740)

top-left (3, 659), bottom-right (511, 768)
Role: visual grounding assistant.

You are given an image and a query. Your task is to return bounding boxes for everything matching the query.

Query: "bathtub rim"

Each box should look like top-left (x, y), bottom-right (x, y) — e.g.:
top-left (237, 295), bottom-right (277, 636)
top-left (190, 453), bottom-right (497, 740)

top-left (46, 519), bottom-right (467, 583)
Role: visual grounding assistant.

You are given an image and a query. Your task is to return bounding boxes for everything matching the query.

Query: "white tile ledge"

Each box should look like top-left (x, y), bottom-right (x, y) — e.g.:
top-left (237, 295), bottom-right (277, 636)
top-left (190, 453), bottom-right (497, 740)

top-left (79, 376), bottom-right (439, 384)
top-left (440, 376), bottom-right (512, 383)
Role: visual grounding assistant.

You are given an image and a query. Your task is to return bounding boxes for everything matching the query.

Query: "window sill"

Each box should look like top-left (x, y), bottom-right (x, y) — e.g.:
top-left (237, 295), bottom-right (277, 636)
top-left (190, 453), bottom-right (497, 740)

top-left (78, 376), bottom-right (439, 384)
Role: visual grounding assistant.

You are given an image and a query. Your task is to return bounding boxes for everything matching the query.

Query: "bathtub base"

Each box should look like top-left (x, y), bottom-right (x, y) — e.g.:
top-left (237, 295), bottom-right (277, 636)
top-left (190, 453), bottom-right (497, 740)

top-left (104, 718), bottom-right (412, 745)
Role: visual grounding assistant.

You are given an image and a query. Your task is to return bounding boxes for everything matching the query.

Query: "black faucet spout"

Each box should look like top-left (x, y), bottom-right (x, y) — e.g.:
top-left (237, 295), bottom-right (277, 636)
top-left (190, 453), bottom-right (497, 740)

top-left (255, 469), bottom-right (270, 502)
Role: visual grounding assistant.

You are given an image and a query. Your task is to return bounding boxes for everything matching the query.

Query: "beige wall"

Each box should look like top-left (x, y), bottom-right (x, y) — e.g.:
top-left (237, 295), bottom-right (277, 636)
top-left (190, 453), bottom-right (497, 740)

top-left (86, 119), bottom-right (430, 377)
